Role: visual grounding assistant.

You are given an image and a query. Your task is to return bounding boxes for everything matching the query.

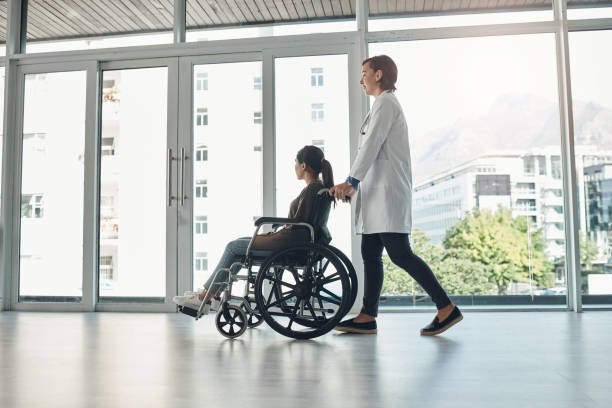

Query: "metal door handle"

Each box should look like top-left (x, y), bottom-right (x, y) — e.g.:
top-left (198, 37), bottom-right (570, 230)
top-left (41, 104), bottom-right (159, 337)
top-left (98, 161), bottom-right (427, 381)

top-left (180, 147), bottom-right (187, 206)
top-left (167, 148), bottom-right (176, 206)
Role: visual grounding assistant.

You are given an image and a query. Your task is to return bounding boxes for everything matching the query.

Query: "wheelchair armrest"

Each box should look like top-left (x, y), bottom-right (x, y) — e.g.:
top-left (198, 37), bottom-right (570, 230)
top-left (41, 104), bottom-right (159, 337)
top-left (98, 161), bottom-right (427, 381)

top-left (246, 217), bottom-right (316, 258)
top-left (254, 217), bottom-right (300, 227)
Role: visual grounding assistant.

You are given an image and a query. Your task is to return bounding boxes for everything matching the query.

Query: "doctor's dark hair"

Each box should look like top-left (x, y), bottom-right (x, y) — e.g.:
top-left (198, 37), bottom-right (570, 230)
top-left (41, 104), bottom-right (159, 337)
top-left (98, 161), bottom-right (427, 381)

top-left (362, 55), bottom-right (398, 92)
top-left (296, 145), bottom-right (335, 190)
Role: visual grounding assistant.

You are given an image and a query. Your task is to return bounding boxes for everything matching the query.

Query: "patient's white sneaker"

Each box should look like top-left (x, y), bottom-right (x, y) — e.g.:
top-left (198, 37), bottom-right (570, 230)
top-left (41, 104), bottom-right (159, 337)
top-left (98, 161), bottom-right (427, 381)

top-left (173, 293), bottom-right (203, 310)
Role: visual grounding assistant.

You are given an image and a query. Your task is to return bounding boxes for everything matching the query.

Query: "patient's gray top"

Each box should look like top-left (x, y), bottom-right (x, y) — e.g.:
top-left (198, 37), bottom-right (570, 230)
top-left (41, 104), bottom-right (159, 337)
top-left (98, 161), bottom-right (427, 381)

top-left (251, 179), bottom-right (324, 251)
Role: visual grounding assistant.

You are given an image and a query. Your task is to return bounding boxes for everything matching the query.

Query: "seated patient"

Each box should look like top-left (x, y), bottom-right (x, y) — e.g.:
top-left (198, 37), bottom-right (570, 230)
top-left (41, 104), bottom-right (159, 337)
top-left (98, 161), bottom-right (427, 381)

top-left (173, 145), bottom-right (336, 311)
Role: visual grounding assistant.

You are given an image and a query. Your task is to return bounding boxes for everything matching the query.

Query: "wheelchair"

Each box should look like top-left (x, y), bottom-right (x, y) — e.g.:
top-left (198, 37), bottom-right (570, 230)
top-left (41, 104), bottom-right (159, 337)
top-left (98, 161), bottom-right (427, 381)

top-left (177, 188), bottom-right (358, 340)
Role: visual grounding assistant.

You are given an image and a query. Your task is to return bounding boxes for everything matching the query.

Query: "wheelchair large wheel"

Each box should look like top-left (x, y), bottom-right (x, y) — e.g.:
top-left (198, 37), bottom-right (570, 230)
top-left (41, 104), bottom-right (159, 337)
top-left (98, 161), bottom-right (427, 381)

top-left (286, 245), bottom-right (357, 330)
top-left (254, 243), bottom-right (351, 340)
top-left (327, 245), bottom-right (359, 317)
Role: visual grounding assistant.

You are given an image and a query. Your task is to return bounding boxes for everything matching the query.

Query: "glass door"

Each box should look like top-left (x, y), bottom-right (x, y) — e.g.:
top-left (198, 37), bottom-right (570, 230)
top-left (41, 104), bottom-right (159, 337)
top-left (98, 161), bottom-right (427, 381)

top-left (97, 60), bottom-right (178, 308)
top-left (17, 69), bottom-right (88, 303)
top-left (177, 55), bottom-right (263, 294)
top-left (10, 59), bottom-right (178, 311)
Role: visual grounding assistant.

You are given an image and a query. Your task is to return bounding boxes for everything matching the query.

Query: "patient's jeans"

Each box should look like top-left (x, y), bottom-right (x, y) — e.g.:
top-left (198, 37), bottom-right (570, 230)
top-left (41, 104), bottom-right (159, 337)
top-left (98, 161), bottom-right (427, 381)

top-left (202, 237), bottom-right (250, 295)
top-left (361, 233), bottom-right (452, 317)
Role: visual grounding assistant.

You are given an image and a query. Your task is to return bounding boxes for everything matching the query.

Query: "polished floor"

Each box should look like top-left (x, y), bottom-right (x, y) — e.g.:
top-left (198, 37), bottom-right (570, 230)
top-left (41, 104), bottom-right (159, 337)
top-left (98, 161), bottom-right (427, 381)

top-left (0, 311), bottom-right (610, 408)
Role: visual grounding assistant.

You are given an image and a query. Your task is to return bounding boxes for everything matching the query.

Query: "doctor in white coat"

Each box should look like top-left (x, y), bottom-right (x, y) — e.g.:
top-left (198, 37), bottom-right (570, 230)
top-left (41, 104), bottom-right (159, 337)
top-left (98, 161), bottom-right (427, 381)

top-left (330, 55), bottom-right (463, 336)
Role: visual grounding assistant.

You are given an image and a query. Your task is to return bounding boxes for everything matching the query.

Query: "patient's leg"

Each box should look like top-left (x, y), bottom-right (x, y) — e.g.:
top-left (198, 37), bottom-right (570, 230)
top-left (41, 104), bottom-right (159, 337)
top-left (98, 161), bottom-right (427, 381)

top-left (201, 237), bottom-right (250, 295)
top-left (173, 237), bottom-right (250, 309)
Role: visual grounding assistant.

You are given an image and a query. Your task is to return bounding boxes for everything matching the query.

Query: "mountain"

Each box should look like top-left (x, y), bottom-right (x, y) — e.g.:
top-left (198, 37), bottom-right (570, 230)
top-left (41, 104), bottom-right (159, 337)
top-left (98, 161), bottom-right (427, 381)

top-left (412, 93), bottom-right (612, 183)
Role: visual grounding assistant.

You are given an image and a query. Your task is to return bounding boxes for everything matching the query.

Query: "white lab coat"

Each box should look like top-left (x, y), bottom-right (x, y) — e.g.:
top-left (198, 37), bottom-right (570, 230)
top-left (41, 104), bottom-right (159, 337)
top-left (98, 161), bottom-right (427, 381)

top-left (350, 90), bottom-right (413, 234)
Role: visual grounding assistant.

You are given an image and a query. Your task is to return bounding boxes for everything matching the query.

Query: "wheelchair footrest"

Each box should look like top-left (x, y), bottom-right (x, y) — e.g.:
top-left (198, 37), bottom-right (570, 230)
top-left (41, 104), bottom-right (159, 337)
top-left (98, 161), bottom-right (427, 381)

top-left (178, 306), bottom-right (199, 318)
top-left (178, 299), bottom-right (222, 319)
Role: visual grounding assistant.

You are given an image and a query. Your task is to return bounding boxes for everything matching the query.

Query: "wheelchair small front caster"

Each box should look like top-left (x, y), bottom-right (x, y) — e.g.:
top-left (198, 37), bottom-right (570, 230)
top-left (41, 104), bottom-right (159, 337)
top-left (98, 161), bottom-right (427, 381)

top-left (215, 304), bottom-right (248, 339)
top-left (242, 299), bottom-right (264, 328)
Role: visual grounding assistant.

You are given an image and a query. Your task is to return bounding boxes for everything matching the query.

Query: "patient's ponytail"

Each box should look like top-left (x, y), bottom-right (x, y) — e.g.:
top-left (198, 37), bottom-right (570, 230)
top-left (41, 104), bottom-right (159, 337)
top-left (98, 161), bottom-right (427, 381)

top-left (320, 158), bottom-right (334, 190)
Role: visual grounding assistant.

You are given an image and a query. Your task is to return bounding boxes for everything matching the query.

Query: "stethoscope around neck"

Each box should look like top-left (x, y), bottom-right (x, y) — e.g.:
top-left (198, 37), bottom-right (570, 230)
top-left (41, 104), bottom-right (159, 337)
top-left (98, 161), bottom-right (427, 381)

top-left (359, 112), bottom-right (371, 135)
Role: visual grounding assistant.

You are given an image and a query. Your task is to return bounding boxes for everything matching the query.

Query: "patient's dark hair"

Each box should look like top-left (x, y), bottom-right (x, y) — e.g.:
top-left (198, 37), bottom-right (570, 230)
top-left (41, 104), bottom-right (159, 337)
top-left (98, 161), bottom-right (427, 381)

top-left (296, 145), bottom-right (335, 193)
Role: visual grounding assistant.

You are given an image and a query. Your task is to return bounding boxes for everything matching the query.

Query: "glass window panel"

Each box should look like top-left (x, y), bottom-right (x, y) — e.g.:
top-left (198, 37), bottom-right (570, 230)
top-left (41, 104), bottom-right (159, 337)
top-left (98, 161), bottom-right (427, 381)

top-left (368, 9), bottom-right (552, 31)
top-left (25, 0), bottom-right (173, 53)
top-left (371, 34), bottom-right (566, 305)
top-left (186, 20), bottom-right (356, 42)
top-left (19, 71), bottom-right (87, 300)
top-left (275, 55), bottom-right (351, 260)
top-left (99, 67), bottom-right (168, 298)
top-left (569, 30), bottom-right (612, 303)
top-left (568, 6), bottom-right (612, 19)
top-left (369, 0), bottom-right (554, 16)
top-left (192, 62), bottom-right (263, 290)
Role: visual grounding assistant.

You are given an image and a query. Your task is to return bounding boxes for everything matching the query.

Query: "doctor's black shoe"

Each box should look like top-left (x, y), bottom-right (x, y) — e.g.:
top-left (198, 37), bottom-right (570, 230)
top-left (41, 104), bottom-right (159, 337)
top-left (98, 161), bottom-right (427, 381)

top-left (334, 318), bottom-right (377, 334)
top-left (420, 306), bottom-right (463, 336)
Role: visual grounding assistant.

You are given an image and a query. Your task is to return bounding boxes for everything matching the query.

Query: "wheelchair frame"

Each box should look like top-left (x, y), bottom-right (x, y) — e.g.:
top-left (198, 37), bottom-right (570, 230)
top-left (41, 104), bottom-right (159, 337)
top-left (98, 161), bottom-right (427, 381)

top-left (178, 188), bottom-right (358, 339)
top-left (192, 218), bottom-right (316, 321)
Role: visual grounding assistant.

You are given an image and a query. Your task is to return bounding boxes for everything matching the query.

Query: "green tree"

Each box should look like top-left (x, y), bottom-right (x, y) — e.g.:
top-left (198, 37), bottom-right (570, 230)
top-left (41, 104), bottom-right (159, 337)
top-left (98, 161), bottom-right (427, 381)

top-left (437, 248), bottom-right (495, 295)
top-left (381, 228), bottom-right (494, 296)
top-left (555, 232), bottom-right (600, 293)
top-left (579, 232), bottom-right (599, 269)
top-left (444, 207), bottom-right (552, 295)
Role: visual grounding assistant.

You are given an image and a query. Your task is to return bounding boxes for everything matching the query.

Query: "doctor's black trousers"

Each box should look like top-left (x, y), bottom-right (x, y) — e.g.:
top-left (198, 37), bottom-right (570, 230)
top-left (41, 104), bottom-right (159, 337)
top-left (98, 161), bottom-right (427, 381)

top-left (360, 232), bottom-right (452, 317)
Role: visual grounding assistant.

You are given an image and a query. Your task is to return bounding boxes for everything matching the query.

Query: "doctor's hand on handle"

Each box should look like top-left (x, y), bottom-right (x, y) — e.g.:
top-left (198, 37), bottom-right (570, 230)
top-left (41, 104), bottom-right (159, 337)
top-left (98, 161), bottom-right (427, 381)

top-left (329, 181), bottom-right (356, 203)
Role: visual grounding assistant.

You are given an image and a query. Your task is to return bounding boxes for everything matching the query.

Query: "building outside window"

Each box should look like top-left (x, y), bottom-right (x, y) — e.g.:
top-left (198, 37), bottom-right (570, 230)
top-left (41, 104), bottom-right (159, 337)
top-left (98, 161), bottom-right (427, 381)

top-left (516, 199), bottom-right (536, 211)
top-left (311, 103), bottom-right (324, 122)
top-left (196, 145), bottom-right (208, 162)
top-left (524, 156), bottom-right (536, 176)
top-left (195, 252), bottom-right (208, 272)
top-left (311, 68), bottom-right (323, 87)
top-left (195, 180), bottom-right (208, 198)
top-left (21, 194), bottom-right (44, 218)
top-left (100, 195), bottom-right (115, 218)
top-left (551, 156), bottom-right (561, 179)
top-left (100, 256), bottom-right (114, 280)
top-left (195, 216), bottom-right (208, 235)
top-left (196, 72), bottom-right (208, 91)
top-left (312, 139), bottom-right (325, 153)
top-left (253, 111), bottom-right (262, 124)
top-left (196, 108), bottom-right (208, 126)
top-left (23, 133), bottom-right (46, 152)
top-left (101, 137), bottom-right (115, 156)
top-left (516, 182), bottom-right (536, 195)
top-left (537, 156), bottom-right (547, 175)
top-left (253, 76), bottom-right (262, 90)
